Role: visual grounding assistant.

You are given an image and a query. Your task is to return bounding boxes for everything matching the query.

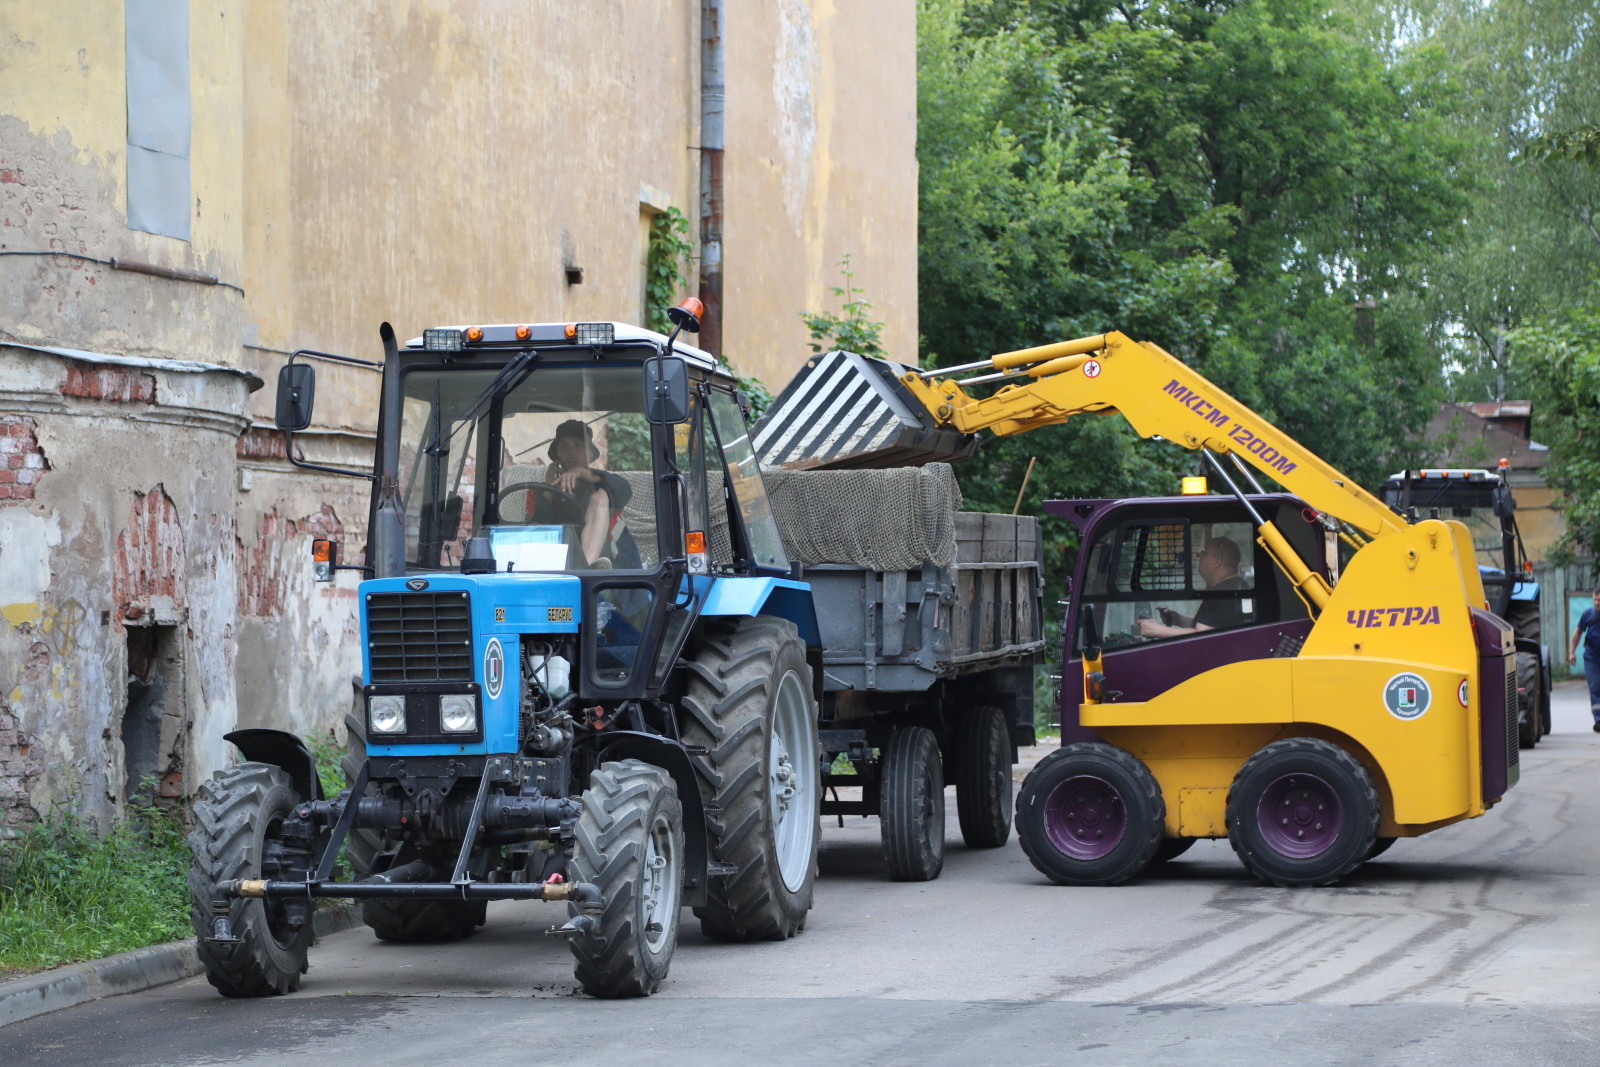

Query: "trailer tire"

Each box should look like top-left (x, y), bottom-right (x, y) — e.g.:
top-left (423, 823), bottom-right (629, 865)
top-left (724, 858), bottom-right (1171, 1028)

top-left (1367, 836), bottom-right (1396, 859)
top-left (1016, 743), bottom-right (1163, 887)
top-left (1227, 738), bottom-right (1378, 888)
top-left (681, 617), bottom-right (819, 941)
top-left (188, 763), bottom-right (313, 997)
top-left (341, 718), bottom-right (486, 943)
top-left (955, 706), bottom-right (1013, 849)
top-left (1151, 837), bottom-right (1196, 864)
top-left (1517, 651), bottom-right (1541, 749)
top-left (881, 726), bottom-right (946, 881)
top-left (569, 760), bottom-right (683, 998)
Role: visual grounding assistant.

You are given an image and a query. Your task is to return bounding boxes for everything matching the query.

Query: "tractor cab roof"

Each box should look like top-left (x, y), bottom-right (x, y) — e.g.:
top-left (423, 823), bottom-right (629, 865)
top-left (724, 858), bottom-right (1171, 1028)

top-left (404, 321), bottom-right (720, 371)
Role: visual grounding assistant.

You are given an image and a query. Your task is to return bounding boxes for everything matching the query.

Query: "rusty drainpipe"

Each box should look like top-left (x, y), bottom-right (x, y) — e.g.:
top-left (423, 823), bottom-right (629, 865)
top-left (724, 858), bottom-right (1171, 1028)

top-left (698, 0), bottom-right (725, 359)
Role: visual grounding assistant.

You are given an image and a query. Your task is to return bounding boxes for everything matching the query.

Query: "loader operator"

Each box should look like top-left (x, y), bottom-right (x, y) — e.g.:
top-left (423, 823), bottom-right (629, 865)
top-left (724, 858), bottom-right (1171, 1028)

top-left (533, 419), bottom-right (637, 569)
top-left (1137, 536), bottom-right (1250, 639)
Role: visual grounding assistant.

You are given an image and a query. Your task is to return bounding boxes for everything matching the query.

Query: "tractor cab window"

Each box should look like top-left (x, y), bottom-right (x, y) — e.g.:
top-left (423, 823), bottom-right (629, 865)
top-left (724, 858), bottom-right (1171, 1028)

top-left (1078, 518), bottom-right (1257, 650)
top-left (706, 389), bottom-right (789, 573)
top-left (397, 362), bottom-right (659, 573)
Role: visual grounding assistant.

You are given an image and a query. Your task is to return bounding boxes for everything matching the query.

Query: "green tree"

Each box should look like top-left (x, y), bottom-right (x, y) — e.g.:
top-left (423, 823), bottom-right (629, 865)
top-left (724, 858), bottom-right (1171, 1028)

top-left (1515, 289), bottom-right (1600, 561)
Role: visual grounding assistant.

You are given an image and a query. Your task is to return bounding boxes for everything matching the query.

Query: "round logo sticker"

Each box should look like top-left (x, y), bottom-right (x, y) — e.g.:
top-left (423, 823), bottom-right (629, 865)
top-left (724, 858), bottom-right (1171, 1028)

top-left (1384, 672), bottom-right (1431, 721)
top-left (484, 637), bottom-right (505, 700)
top-left (1082, 359), bottom-right (1103, 379)
top-left (1457, 679), bottom-right (1469, 707)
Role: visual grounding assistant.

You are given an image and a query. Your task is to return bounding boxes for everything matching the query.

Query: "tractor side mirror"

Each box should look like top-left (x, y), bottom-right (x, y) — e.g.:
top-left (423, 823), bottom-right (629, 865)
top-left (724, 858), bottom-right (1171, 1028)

top-left (275, 364), bottom-right (316, 431)
top-left (644, 358), bottom-right (690, 425)
top-left (1492, 483), bottom-right (1516, 519)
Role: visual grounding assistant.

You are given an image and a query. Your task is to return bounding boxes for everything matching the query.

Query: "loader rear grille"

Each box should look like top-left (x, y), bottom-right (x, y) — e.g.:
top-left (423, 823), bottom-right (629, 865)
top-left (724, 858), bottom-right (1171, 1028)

top-left (1505, 660), bottom-right (1519, 771)
top-left (366, 591), bottom-right (474, 682)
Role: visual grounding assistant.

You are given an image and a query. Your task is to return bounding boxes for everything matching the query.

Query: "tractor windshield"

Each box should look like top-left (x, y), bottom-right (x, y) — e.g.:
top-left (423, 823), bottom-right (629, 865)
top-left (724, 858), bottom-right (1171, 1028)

top-left (396, 361), bottom-right (659, 573)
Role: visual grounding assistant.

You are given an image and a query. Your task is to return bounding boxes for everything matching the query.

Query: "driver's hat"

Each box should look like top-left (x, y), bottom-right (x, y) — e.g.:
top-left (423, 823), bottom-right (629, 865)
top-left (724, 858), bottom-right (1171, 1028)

top-left (549, 419), bottom-right (600, 462)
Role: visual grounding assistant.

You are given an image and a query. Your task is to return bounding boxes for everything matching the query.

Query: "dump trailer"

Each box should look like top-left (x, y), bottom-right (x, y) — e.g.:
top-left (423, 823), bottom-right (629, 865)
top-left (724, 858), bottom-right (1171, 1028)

top-left (189, 301), bottom-right (826, 999)
top-left (1378, 464), bottom-right (1552, 748)
top-left (760, 465), bottom-right (1043, 880)
top-left (881, 330), bottom-right (1523, 888)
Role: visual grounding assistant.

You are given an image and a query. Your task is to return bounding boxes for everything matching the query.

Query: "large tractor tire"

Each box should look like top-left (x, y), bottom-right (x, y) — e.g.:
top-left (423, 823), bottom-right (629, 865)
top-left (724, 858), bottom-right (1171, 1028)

top-left (954, 705), bottom-right (1013, 849)
top-left (569, 760), bottom-right (684, 998)
top-left (1226, 738), bottom-right (1379, 888)
top-left (880, 725), bottom-right (946, 881)
top-left (341, 715), bottom-right (486, 943)
top-left (1016, 742), bottom-right (1164, 886)
top-left (188, 763), bottom-right (314, 997)
top-left (681, 617), bottom-right (819, 941)
top-left (1517, 651), bottom-right (1542, 749)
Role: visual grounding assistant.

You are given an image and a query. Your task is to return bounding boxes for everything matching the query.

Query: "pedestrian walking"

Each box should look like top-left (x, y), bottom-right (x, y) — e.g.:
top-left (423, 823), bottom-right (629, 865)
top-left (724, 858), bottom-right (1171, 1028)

top-left (1567, 589), bottom-right (1600, 733)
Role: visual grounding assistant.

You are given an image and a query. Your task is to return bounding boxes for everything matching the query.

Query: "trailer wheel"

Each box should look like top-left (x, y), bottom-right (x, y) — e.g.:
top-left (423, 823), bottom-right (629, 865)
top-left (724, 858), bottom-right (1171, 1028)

top-left (1367, 836), bottom-right (1396, 859)
top-left (1151, 837), bottom-right (1196, 864)
top-left (1016, 743), bottom-right (1163, 886)
top-left (569, 760), bottom-right (683, 998)
top-left (188, 763), bottom-right (314, 997)
top-left (1226, 738), bottom-right (1378, 887)
top-left (955, 706), bottom-right (1013, 849)
top-left (681, 617), bottom-right (819, 940)
top-left (1517, 651), bottom-right (1541, 749)
top-left (880, 726), bottom-right (946, 881)
top-left (341, 716), bottom-right (486, 943)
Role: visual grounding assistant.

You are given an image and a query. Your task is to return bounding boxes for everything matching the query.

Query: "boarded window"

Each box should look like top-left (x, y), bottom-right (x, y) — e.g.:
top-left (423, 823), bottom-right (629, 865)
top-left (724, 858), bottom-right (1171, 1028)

top-left (125, 0), bottom-right (190, 239)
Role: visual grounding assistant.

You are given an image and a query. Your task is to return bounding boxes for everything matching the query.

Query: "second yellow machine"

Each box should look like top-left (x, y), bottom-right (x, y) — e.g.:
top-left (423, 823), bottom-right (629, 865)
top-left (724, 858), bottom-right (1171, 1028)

top-left (898, 331), bottom-right (1520, 887)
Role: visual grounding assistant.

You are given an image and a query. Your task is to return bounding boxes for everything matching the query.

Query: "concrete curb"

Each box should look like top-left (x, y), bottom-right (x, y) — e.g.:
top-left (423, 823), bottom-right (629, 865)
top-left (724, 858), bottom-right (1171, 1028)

top-left (0, 904), bottom-right (359, 1029)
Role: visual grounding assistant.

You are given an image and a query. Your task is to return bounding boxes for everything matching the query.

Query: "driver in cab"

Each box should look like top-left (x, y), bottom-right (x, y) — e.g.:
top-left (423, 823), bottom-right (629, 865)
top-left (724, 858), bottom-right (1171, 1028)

top-left (534, 419), bottom-right (632, 568)
top-left (1136, 536), bottom-right (1249, 639)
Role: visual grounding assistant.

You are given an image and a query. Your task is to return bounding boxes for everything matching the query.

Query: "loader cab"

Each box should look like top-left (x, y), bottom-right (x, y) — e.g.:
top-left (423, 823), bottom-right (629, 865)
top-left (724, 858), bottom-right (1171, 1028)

top-left (1046, 494), bottom-right (1330, 737)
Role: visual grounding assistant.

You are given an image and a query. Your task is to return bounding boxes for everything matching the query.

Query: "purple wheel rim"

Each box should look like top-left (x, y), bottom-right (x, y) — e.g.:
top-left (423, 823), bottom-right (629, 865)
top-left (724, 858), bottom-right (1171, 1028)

top-left (1043, 775), bottom-right (1127, 860)
top-left (1256, 772), bottom-right (1343, 858)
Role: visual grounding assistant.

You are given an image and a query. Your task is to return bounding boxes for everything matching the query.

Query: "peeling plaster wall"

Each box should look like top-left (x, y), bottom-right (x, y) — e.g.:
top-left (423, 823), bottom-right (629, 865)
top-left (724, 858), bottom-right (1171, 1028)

top-left (0, 346), bottom-right (253, 828)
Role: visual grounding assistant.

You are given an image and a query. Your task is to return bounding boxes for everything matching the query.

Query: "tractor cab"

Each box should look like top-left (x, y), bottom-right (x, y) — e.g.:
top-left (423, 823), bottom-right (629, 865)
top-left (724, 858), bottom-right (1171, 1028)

top-left (1378, 466), bottom-right (1529, 619)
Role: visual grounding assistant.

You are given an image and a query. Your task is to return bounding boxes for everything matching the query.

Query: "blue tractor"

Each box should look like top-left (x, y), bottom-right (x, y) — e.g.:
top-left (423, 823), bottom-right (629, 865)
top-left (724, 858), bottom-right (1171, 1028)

top-left (189, 303), bottom-right (823, 997)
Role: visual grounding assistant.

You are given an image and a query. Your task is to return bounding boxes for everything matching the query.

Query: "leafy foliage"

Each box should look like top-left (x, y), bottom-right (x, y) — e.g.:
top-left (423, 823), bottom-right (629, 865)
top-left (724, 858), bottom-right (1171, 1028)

top-left (1515, 291), bottom-right (1600, 563)
top-left (644, 206), bottom-right (696, 335)
top-left (800, 255), bottom-right (887, 358)
top-left (0, 799), bottom-right (189, 972)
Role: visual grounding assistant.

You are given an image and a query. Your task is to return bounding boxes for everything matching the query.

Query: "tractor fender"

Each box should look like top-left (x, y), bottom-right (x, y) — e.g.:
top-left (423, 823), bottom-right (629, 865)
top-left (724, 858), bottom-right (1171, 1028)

top-left (595, 730), bottom-right (710, 908)
top-left (698, 576), bottom-right (820, 647)
top-left (223, 728), bottom-right (323, 802)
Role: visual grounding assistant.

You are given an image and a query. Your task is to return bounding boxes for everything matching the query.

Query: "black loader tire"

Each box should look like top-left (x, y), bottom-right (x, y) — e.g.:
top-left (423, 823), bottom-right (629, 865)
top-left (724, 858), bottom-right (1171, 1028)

top-left (569, 760), bottom-right (684, 998)
top-left (1227, 737), bottom-right (1379, 888)
top-left (1016, 742), bottom-right (1164, 886)
top-left (1151, 837), bottom-right (1196, 864)
top-left (340, 715), bottom-right (486, 943)
top-left (1517, 650), bottom-right (1541, 749)
top-left (881, 726), bottom-right (946, 881)
top-left (681, 617), bottom-right (819, 941)
top-left (188, 763), bottom-right (314, 997)
top-left (955, 705), bottom-right (1013, 849)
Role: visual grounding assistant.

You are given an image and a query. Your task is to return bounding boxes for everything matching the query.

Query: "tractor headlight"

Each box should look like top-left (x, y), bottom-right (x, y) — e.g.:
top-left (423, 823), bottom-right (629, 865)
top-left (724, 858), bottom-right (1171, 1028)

top-left (439, 694), bottom-right (478, 734)
top-left (368, 694), bottom-right (407, 735)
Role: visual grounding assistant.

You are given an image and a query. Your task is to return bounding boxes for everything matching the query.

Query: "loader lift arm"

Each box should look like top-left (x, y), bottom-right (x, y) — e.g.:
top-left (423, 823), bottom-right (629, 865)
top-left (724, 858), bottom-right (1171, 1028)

top-left (899, 331), bottom-right (1410, 613)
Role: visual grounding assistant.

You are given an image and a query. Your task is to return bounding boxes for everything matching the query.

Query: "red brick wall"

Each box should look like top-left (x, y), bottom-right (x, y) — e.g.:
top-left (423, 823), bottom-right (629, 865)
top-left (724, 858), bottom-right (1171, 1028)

top-left (0, 415), bottom-right (50, 503)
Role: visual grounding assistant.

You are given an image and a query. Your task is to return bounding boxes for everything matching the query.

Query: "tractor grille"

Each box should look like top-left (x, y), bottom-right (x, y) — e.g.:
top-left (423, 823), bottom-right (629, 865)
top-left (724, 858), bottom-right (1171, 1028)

top-left (1505, 660), bottom-right (1520, 771)
top-left (366, 591), bottom-right (474, 682)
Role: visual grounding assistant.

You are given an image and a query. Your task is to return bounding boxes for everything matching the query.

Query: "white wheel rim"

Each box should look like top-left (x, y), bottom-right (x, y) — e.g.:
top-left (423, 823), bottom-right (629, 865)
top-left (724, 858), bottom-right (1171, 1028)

top-left (770, 668), bottom-right (818, 893)
top-left (641, 810), bottom-right (679, 954)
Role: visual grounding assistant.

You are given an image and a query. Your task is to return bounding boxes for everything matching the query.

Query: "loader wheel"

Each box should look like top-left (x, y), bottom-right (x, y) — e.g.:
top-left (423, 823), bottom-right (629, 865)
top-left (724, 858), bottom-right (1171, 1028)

top-left (1517, 651), bottom-right (1541, 749)
top-left (1151, 837), bottom-right (1196, 865)
top-left (569, 760), bottom-right (683, 998)
top-left (1226, 738), bottom-right (1378, 888)
top-left (955, 705), bottom-right (1013, 849)
top-left (341, 716), bottom-right (486, 943)
top-left (681, 617), bottom-right (819, 941)
top-left (1016, 743), bottom-right (1164, 886)
top-left (881, 726), bottom-right (946, 881)
top-left (188, 763), bottom-right (314, 997)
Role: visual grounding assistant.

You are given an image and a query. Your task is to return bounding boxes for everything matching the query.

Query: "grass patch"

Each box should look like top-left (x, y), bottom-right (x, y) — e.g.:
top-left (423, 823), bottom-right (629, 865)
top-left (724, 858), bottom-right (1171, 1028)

top-left (0, 798), bottom-right (190, 974)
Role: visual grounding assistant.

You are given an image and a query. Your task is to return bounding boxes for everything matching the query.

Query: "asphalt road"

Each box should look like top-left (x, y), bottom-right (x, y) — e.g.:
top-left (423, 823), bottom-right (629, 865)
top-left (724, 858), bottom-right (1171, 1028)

top-left (4, 686), bottom-right (1598, 1066)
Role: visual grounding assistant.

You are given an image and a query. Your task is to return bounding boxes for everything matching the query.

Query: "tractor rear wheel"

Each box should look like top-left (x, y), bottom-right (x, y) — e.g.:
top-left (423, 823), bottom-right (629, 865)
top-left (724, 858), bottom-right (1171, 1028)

top-left (681, 617), bottom-right (819, 941)
top-left (1226, 738), bottom-right (1378, 887)
top-left (1016, 743), bottom-right (1164, 886)
top-left (341, 716), bottom-right (485, 943)
top-left (881, 726), bottom-right (946, 881)
top-left (1517, 651), bottom-right (1542, 749)
top-left (188, 763), bottom-right (314, 997)
top-left (955, 706), bottom-right (1013, 849)
top-left (569, 760), bottom-right (683, 998)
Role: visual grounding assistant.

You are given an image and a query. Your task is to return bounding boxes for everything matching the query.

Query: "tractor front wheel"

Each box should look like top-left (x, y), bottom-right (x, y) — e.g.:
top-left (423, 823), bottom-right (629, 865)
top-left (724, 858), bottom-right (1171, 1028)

top-left (1226, 738), bottom-right (1378, 887)
top-left (188, 763), bottom-right (314, 997)
top-left (1016, 743), bottom-right (1164, 886)
top-left (569, 760), bottom-right (684, 998)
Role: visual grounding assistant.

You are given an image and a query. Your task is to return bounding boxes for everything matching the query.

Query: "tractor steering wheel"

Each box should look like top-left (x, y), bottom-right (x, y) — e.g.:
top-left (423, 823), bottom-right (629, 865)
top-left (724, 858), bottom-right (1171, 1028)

top-left (497, 481), bottom-right (583, 525)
